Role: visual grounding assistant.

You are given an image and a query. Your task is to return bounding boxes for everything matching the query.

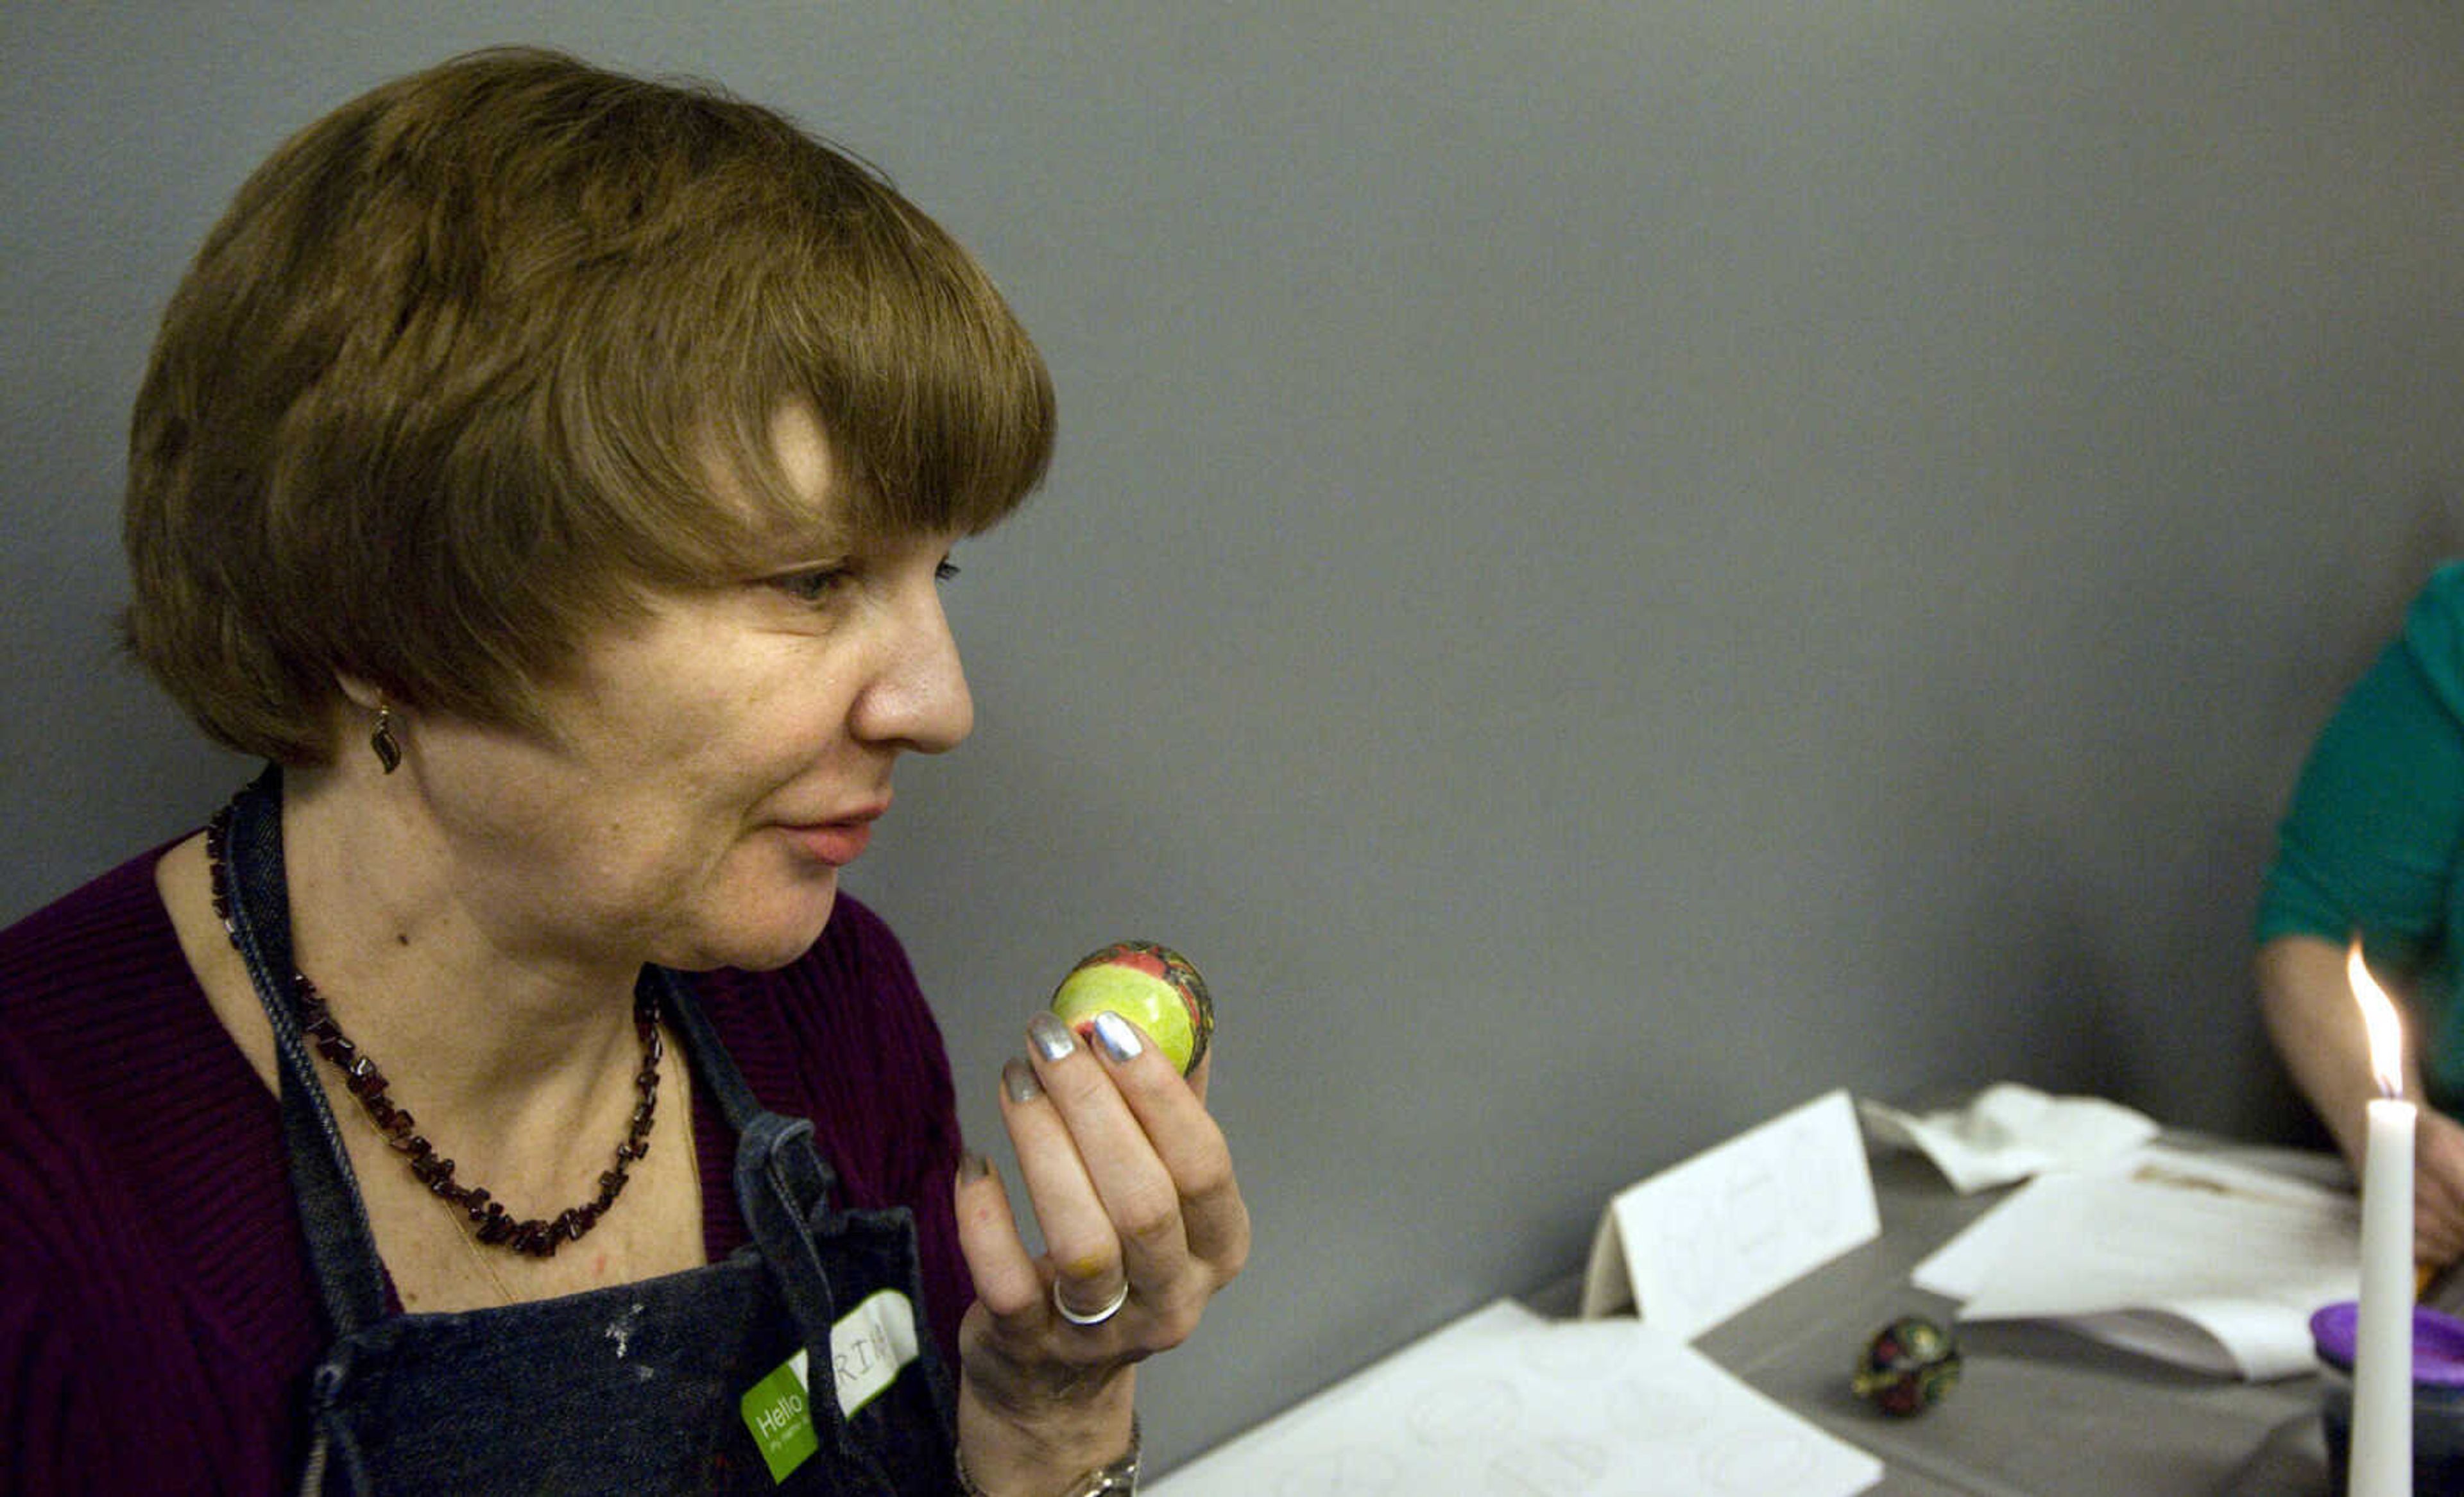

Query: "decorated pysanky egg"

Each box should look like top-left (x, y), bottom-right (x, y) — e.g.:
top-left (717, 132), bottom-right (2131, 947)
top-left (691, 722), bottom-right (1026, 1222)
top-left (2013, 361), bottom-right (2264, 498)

top-left (1048, 941), bottom-right (1213, 1075)
top-left (1851, 1315), bottom-right (1962, 1417)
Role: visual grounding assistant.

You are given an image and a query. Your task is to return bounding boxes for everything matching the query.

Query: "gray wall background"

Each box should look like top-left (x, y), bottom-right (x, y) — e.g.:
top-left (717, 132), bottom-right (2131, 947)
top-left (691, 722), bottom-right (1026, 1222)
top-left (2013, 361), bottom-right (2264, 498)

top-left (8, 1), bottom-right (2463, 1475)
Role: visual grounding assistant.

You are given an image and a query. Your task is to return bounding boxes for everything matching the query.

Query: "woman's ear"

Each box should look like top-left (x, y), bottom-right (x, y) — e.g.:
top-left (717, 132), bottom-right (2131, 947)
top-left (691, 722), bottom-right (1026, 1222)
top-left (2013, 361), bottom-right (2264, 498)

top-left (332, 672), bottom-right (384, 712)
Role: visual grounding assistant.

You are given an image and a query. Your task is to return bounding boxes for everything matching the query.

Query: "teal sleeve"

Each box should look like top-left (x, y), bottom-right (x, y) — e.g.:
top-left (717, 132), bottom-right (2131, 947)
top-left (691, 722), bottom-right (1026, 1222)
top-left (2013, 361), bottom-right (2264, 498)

top-left (2257, 563), bottom-right (2464, 976)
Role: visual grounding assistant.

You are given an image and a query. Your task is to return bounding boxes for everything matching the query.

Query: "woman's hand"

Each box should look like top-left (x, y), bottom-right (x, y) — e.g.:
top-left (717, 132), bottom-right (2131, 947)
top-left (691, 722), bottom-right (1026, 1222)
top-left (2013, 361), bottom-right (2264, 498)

top-left (2415, 1108), bottom-right (2464, 1270)
top-left (950, 1008), bottom-right (1248, 1493)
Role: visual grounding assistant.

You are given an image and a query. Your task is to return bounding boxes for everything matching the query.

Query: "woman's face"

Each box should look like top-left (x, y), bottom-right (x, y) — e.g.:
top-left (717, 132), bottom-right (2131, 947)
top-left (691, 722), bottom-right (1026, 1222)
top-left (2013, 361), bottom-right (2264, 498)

top-left (400, 409), bottom-right (975, 973)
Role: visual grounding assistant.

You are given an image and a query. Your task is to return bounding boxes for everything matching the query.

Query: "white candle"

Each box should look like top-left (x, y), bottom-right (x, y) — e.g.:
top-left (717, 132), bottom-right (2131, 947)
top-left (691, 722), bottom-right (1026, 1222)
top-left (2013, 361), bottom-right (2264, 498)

top-left (2353, 1095), bottom-right (2414, 1496)
top-left (2348, 944), bottom-right (2414, 1497)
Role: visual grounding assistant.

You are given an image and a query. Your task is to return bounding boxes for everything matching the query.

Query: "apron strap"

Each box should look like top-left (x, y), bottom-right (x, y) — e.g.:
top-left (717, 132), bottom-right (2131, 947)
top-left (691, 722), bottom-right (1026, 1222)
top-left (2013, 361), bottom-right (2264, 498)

top-left (655, 965), bottom-right (776, 1138)
top-left (736, 1113), bottom-right (849, 1337)
top-left (663, 968), bottom-right (959, 1460)
top-left (217, 767), bottom-right (394, 1337)
top-left (658, 971), bottom-right (853, 1346)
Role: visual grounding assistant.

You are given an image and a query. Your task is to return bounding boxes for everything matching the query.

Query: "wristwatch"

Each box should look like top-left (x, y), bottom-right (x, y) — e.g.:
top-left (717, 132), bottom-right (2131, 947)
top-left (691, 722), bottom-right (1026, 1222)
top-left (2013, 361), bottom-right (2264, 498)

top-left (955, 1417), bottom-right (1140, 1496)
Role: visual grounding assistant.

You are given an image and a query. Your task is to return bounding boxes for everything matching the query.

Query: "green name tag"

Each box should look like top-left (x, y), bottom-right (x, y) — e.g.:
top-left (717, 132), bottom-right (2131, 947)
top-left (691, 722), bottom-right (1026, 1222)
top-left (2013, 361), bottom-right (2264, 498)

top-left (739, 1288), bottom-right (921, 1484)
top-left (740, 1358), bottom-right (821, 1483)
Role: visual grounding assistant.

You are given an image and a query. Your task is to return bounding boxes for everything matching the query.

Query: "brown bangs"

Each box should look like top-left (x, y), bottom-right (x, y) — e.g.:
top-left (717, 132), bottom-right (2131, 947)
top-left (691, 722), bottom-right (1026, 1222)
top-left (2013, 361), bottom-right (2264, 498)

top-left (545, 129), bottom-right (1057, 586)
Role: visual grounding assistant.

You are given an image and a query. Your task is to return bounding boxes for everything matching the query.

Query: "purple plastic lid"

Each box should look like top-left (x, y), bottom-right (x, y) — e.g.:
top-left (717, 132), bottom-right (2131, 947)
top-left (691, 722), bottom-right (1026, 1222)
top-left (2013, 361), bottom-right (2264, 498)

top-left (2312, 1301), bottom-right (2464, 1386)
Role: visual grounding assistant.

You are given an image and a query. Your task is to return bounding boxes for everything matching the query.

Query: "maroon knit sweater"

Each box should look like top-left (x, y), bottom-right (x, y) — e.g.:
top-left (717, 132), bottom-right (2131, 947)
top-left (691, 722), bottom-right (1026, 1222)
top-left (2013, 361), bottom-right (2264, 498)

top-left (0, 841), bottom-right (974, 1494)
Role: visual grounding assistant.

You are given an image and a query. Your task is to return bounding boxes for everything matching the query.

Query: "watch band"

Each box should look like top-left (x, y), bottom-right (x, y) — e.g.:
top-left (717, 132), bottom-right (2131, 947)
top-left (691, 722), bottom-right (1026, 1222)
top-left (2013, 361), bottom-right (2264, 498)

top-left (955, 1415), bottom-right (1140, 1496)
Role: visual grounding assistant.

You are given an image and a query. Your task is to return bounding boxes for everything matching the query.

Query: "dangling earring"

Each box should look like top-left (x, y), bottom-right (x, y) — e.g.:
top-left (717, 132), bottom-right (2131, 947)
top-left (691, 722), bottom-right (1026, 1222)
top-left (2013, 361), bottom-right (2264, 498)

top-left (370, 703), bottom-right (402, 774)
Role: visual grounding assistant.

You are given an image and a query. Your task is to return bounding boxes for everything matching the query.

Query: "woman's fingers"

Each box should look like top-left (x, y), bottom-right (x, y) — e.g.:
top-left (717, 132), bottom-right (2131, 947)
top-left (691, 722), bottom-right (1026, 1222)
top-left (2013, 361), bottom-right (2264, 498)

top-left (954, 1140), bottom-right (1045, 1323)
top-left (1012, 1014), bottom-right (1170, 1318)
top-left (1093, 1026), bottom-right (1247, 1282)
top-left (966, 1009), bottom-right (1247, 1344)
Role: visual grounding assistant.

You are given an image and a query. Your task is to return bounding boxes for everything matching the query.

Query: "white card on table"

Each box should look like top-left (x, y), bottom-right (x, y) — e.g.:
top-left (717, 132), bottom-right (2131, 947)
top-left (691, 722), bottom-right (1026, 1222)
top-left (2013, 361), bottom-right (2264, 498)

top-left (1579, 1088), bottom-right (1879, 1338)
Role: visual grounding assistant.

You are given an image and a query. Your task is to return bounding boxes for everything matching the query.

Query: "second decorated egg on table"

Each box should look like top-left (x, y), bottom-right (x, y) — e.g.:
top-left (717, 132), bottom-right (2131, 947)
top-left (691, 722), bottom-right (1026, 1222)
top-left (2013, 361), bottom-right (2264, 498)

top-left (1851, 1315), bottom-right (1961, 1417)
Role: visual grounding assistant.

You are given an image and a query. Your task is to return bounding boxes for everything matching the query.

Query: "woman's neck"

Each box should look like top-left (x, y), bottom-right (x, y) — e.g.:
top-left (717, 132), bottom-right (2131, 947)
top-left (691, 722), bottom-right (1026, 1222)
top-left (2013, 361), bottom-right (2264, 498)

top-left (275, 764), bottom-right (651, 1158)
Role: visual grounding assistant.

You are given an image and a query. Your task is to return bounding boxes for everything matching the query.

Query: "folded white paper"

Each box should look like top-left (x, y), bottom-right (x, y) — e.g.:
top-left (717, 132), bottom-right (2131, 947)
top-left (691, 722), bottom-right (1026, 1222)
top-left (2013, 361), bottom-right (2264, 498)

top-left (1858, 1084), bottom-right (2159, 1194)
top-left (1147, 1300), bottom-right (1883, 1496)
top-left (1580, 1090), bottom-right (1881, 1334)
top-left (1912, 1145), bottom-right (2358, 1380)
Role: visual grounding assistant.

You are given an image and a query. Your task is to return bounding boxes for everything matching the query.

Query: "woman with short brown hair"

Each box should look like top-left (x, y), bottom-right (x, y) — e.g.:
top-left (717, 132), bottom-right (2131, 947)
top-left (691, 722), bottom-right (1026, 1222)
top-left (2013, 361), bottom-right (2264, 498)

top-left (3, 48), bottom-right (1244, 1495)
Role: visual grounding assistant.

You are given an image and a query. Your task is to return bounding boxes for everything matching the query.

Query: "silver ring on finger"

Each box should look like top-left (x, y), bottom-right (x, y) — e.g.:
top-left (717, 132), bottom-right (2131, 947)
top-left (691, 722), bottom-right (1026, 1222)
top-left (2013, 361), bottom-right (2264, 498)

top-left (1052, 1277), bottom-right (1131, 1328)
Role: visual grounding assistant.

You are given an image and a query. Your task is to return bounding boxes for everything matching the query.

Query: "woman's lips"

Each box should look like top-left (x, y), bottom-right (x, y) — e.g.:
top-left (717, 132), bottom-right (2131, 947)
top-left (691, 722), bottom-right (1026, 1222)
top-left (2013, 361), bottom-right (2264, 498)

top-left (780, 815), bottom-right (877, 866)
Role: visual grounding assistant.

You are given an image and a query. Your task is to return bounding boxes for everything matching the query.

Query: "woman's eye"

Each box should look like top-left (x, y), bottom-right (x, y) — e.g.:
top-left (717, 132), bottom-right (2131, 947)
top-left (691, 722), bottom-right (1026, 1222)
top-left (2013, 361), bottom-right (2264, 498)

top-left (772, 567), bottom-right (850, 604)
top-left (935, 558), bottom-right (962, 584)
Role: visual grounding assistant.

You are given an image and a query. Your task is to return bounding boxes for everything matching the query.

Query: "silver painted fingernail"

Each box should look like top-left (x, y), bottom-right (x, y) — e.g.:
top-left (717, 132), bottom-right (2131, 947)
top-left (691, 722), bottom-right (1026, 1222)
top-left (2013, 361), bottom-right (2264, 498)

top-left (1089, 1009), bottom-right (1144, 1064)
top-left (1002, 1058), bottom-right (1043, 1103)
top-left (1028, 1011), bottom-right (1077, 1063)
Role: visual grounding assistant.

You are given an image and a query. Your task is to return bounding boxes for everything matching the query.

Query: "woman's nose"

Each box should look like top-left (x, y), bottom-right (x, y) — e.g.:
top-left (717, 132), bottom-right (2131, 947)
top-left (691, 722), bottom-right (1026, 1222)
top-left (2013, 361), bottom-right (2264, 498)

top-left (852, 572), bottom-right (974, 755)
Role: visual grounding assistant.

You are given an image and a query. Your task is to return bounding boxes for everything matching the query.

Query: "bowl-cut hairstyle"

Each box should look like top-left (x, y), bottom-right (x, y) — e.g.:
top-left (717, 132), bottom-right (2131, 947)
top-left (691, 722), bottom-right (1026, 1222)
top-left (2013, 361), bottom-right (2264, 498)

top-left (123, 47), bottom-right (1055, 764)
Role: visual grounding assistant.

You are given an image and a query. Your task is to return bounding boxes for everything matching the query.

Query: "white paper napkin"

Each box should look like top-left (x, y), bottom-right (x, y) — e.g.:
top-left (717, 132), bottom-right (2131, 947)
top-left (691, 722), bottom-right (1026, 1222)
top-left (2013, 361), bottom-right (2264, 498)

top-left (1858, 1084), bottom-right (2159, 1193)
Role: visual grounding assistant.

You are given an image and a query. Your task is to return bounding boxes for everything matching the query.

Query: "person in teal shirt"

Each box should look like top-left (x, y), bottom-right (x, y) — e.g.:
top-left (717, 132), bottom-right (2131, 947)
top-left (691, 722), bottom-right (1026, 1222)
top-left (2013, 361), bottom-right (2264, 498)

top-left (2259, 561), bottom-right (2464, 1272)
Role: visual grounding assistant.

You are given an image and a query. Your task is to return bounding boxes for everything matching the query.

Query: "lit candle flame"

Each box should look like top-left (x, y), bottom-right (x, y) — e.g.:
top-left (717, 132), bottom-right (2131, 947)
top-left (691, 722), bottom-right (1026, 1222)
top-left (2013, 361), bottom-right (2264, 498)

top-left (2349, 940), bottom-right (2407, 1100)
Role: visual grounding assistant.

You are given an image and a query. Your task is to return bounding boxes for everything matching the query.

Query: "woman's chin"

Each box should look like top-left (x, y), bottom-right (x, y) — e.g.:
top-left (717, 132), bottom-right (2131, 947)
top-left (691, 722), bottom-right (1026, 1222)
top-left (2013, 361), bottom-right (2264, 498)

top-left (657, 883), bottom-right (840, 973)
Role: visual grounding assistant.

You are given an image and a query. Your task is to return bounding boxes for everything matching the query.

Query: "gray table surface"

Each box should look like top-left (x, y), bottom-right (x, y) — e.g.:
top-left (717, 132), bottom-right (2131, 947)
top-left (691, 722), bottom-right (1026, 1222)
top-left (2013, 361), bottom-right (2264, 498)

top-left (1541, 1142), bottom-right (2345, 1495)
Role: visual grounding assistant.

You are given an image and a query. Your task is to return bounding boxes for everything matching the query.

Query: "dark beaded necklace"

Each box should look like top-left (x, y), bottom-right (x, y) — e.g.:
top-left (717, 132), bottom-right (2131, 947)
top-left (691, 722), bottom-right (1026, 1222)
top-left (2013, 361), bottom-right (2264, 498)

top-left (207, 807), bottom-right (663, 1259)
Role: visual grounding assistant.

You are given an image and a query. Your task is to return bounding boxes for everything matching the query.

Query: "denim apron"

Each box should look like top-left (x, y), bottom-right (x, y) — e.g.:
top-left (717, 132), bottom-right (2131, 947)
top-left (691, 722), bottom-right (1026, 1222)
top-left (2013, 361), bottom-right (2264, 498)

top-left (213, 771), bottom-right (959, 1494)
